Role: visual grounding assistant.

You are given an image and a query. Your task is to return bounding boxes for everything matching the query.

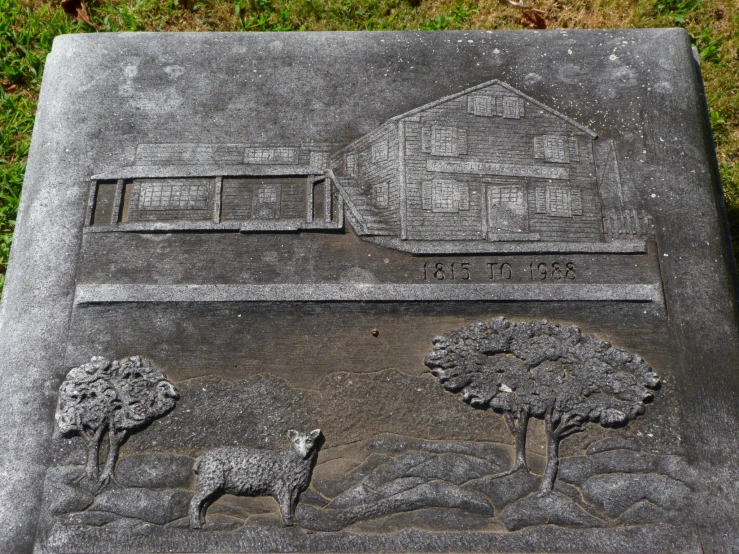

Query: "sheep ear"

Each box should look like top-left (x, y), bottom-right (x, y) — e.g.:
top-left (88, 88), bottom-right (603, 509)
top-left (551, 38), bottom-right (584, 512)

top-left (287, 429), bottom-right (299, 443)
top-left (309, 429), bottom-right (321, 440)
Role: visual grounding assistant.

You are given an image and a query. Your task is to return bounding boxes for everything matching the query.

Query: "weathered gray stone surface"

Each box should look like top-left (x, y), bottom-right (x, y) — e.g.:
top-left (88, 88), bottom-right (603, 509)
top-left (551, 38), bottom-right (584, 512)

top-left (0, 29), bottom-right (737, 554)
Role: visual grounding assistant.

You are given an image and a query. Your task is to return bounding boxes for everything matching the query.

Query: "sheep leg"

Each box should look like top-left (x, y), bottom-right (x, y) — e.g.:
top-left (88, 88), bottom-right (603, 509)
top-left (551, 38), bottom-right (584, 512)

top-left (276, 489), bottom-right (294, 526)
top-left (190, 485), bottom-right (220, 529)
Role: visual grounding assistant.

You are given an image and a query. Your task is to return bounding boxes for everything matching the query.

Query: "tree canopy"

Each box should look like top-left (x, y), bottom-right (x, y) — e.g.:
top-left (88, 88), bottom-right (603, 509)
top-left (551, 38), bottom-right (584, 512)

top-left (425, 317), bottom-right (660, 492)
top-left (56, 356), bottom-right (178, 488)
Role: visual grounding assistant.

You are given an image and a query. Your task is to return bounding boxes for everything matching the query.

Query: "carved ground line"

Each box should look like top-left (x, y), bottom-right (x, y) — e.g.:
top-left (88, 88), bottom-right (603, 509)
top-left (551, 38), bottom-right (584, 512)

top-left (74, 283), bottom-right (663, 304)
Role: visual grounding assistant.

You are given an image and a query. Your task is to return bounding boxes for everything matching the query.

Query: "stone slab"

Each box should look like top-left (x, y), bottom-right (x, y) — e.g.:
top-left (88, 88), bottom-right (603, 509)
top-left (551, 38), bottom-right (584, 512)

top-left (0, 29), bottom-right (737, 553)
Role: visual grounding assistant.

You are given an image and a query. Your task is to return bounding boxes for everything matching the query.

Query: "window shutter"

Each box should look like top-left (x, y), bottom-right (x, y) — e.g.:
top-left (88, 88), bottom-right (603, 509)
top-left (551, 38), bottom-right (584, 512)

top-left (467, 96), bottom-right (475, 114)
top-left (534, 137), bottom-right (545, 159)
top-left (457, 128), bottom-right (468, 155)
top-left (421, 125), bottom-right (432, 153)
top-left (483, 96), bottom-right (493, 116)
top-left (457, 183), bottom-right (470, 211)
top-left (571, 188), bottom-right (583, 215)
top-left (569, 137), bottom-right (579, 161)
top-left (422, 181), bottom-right (433, 210)
top-left (518, 98), bottom-right (525, 117)
top-left (535, 188), bottom-right (547, 213)
top-left (496, 97), bottom-right (504, 116)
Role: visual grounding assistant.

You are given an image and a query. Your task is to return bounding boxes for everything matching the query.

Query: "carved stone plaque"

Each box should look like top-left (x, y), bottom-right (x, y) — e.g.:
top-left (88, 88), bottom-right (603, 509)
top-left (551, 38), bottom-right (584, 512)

top-left (1, 30), bottom-right (737, 553)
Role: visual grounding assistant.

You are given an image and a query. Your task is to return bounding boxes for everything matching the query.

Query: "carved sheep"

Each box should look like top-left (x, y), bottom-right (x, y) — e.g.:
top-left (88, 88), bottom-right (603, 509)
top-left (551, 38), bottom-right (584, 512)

top-left (189, 429), bottom-right (322, 528)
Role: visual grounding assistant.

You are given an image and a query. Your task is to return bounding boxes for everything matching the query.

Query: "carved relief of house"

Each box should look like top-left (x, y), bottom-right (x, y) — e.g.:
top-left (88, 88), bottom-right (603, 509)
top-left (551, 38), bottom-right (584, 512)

top-left (85, 80), bottom-right (650, 253)
top-left (329, 80), bottom-right (610, 253)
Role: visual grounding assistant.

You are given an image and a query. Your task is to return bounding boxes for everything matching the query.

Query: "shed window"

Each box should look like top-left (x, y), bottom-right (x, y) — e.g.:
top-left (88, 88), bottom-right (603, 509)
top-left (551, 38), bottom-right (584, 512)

top-left (139, 182), bottom-right (210, 211)
top-left (244, 147), bottom-right (298, 164)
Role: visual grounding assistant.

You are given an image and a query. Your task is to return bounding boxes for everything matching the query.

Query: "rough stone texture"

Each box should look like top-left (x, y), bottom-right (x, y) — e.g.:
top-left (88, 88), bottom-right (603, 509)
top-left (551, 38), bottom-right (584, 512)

top-left (558, 450), bottom-right (692, 485)
top-left (0, 29), bottom-right (737, 553)
top-left (500, 492), bottom-right (606, 531)
top-left (115, 454), bottom-right (194, 489)
top-left (91, 487), bottom-right (192, 525)
top-left (581, 473), bottom-right (692, 518)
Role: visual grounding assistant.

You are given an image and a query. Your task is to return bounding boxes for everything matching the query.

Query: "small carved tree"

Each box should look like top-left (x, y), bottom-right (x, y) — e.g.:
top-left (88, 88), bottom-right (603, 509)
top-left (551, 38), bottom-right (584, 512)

top-left (426, 318), bottom-right (660, 493)
top-left (56, 356), bottom-right (179, 489)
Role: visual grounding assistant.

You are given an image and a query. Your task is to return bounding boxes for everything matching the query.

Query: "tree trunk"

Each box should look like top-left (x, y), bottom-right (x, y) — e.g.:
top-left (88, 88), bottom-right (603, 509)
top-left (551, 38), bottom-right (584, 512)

top-left (97, 429), bottom-right (125, 489)
top-left (511, 411), bottom-right (529, 472)
top-left (83, 427), bottom-right (104, 482)
top-left (540, 425), bottom-right (560, 495)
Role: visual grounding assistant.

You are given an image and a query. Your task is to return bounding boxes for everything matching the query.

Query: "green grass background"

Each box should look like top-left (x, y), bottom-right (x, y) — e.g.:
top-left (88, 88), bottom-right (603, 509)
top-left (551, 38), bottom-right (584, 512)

top-left (1, 0), bottom-right (737, 295)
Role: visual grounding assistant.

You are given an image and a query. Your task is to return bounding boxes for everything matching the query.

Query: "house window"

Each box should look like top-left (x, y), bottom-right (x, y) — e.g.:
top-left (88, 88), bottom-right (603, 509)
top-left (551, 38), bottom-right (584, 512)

top-left (138, 182), bottom-right (210, 211)
top-left (535, 187), bottom-right (583, 217)
top-left (372, 139), bottom-right (389, 162)
top-left (489, 186), bottom-right (521, 204)
top-left (346, 153), bottom-right (357, 177)
top-left (468, 96), bottom-right (494, 117)
top-left (423, 125), bottom-right (468, 157)
top-left (372, 183), bottom-right (389, 208)
top-left (502, 96), bottom-right (523, 119)
top-left (467, 95), bottom-right (524, 119)
top-left (432, 126), bottom-right (455, 156)
top-left (244, 147), bottom-right (298, 164)
top-left (422, 180), bottom-right (470, 212)
top-left (534, 136), bottom-right (580, 163)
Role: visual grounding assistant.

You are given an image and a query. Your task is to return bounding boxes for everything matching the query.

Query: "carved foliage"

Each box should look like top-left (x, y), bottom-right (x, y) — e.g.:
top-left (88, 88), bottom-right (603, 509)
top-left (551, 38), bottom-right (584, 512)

top-left (425, 318), bottom-right (660, 492)
top-left (55, 356), bottom-right (178, 488)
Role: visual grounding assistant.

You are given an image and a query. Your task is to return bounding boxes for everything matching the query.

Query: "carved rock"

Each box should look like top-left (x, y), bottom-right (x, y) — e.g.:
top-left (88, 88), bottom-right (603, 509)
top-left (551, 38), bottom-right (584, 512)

top-left (349, 507), bottom-right (493, 532)
top-left (115, 454), bottom-right (194, 489)
top-left (616, 500), bottom-right (674, 526)
top-left (42, 466), bottom-right (95, 516)
top-left (91, 487), bottom-right (192, 525)
top-left (581, 473), bottom-right (692, 518)
top-left (312, 454), bottom-right (392, 499)
top-left (405, 453), bottom-right (502, 485)
top-left (464, 471), bottom-right (541, 511)
top-left (558, 450), bottom-right (691, 486)
top-left (500, 492), bottom-right (606, 531)
top-left (59, 511), bottom-right (118, 527)
top-left (586, 438), bottom-right (639, 455)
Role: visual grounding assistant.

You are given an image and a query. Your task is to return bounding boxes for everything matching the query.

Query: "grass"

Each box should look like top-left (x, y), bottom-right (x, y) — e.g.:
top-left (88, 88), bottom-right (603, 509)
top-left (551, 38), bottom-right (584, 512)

top-left (0, 0), bottom-right (737, 295)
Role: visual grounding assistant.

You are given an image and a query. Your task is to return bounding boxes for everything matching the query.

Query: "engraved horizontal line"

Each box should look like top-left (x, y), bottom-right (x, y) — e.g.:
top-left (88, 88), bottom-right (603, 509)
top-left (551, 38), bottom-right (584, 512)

top-left (363, 237), bottom-right (648, 254)
top-left (74, 283), bottom-right (662, 304)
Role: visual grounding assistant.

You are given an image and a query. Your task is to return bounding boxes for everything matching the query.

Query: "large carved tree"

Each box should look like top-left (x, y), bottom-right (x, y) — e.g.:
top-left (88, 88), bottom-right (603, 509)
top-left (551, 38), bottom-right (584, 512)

top-left (425, 317), bottom-right (660, 493)
top-left (56, 356), bottom-right (179, 488)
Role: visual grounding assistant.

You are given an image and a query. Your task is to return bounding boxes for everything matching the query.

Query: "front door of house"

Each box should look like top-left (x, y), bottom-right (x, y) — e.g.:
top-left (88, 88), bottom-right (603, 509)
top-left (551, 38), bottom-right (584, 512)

top-left (486, 183), bottom-right (527, 240)
top-left (253, 183), bottom-right (281, 219)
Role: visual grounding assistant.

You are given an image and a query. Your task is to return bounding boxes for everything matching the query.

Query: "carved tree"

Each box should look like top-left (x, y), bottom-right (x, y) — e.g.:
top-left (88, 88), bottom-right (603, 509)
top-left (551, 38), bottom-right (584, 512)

top-left (424, 318), bottom-right (534, 474)
top-left (56, 356), bottom-right (179, 489)
top-left (55, 357), bottom-right (118, 482)
top-left (426, 318), bottom-right (660, 493)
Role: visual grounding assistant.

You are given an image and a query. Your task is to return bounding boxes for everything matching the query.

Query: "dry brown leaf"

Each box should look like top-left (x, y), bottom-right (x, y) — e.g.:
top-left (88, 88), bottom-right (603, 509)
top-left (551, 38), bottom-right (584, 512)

top-left (61, 0), bottom-right (94, 26)
top-left (522, 9), bottom-right (547, 28)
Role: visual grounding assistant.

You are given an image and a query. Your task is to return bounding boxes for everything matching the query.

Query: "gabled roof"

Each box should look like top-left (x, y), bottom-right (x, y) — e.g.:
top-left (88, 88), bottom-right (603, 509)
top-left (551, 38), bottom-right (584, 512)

top-left (389, 79), bottom-right (598, 138)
